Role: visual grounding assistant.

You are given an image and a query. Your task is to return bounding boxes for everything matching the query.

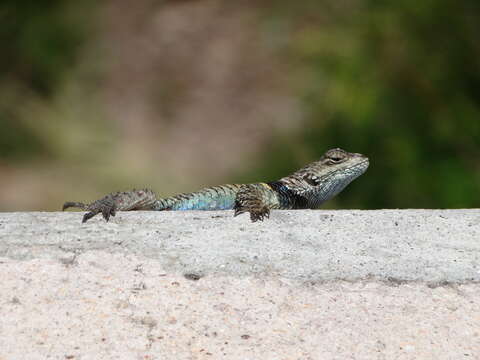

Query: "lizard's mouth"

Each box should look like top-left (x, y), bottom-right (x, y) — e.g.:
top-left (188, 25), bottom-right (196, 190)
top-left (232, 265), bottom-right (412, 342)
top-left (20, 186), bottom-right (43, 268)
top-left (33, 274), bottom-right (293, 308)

top-left (358, 157), bottom-right (369, 168)
top-left (353, 158), bottom-right (369, 175)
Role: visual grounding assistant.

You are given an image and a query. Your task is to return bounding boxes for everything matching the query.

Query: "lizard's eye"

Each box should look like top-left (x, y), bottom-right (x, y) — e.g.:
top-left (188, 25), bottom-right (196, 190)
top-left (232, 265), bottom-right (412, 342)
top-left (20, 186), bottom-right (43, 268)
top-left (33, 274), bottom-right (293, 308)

top-left (324, 148), bottom-right (347, 164)
top-left (326, 154), bottom-right (346, 164)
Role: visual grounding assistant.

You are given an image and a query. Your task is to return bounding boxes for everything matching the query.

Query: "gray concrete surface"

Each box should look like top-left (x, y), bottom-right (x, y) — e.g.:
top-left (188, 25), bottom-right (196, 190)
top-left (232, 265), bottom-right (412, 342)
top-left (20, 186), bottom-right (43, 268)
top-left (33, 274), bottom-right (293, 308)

top-left (0, 210), bottom-right (479, 359)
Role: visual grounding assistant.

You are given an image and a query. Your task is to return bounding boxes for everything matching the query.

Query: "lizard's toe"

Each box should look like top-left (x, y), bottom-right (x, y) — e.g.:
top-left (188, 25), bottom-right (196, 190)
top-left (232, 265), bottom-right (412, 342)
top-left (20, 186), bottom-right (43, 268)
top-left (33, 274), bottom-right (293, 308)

top-left (249, 207), bottom-right (270, 222)
top-left (233, 204), bottom-right (245, 217)
top-left (80, 195), bottom-right (117, 223)
top-left (101, 204), bottom-right (116, 222)
top-left (82, 211), bottom-right (99, 223)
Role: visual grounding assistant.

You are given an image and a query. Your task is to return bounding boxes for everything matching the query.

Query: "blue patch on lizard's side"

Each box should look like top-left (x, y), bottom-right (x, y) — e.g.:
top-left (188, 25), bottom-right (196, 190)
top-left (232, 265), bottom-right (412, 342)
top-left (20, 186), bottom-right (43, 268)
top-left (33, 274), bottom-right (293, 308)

top-left (172, 196), bottom-right (236, 211)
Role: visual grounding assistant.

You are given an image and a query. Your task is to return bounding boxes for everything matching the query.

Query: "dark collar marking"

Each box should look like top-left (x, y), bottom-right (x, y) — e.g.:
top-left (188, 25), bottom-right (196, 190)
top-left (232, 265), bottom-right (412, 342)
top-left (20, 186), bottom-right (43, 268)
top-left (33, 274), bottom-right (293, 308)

top-left (268, 181), bottom-right (309, 209)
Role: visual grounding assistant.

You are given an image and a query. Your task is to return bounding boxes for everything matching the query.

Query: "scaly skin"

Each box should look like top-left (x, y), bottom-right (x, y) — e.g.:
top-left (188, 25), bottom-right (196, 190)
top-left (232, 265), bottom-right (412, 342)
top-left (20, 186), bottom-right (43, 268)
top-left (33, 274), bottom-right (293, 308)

top-left (63, 148), bottom-right (369, 222)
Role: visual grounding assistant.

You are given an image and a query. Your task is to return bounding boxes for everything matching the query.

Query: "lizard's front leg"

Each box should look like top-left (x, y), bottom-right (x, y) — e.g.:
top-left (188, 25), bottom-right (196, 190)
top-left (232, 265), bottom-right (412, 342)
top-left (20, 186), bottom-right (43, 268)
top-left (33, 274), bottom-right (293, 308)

top-left (63, 189), bottom-right (157, 223)
top-left (233, 184), bottom-right (275, 222)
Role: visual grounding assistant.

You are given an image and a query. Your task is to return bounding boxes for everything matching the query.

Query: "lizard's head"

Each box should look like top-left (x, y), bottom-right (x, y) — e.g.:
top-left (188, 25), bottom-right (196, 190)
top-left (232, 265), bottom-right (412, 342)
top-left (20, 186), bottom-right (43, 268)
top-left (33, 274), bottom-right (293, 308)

top-left (306, 148), bottom-right (369, 179)
top-left (321, 148), bottom-right (368, 168)
top-left (287, 148), bottom-right (369, 206)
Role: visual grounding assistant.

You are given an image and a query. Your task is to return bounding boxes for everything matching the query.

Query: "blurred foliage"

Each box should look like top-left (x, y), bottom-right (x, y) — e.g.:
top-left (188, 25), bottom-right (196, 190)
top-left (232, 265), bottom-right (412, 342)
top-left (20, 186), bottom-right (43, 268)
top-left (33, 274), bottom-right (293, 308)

top-left (0, 0), bottom-right (92, 160)
top-left (1, 0), bottom-right (479, 210)
top-left (0, 0), bottom-right (87, 93)
top-left (250, 0), bottom-right (480, 208)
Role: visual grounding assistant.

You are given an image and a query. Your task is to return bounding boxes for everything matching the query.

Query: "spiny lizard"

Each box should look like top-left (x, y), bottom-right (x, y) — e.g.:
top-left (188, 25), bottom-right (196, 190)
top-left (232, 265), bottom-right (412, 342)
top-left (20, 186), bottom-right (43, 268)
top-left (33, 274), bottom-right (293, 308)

top-left (63, 148), bottom-right (369, 223)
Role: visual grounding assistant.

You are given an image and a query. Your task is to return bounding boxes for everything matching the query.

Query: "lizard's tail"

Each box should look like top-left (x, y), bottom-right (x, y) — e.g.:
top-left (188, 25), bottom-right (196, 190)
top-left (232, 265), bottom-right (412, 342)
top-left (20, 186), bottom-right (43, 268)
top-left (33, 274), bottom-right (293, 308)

top-left (62, 202), bottom-right (88, 211)
top-left (153, 185), bottom-right (240, 211)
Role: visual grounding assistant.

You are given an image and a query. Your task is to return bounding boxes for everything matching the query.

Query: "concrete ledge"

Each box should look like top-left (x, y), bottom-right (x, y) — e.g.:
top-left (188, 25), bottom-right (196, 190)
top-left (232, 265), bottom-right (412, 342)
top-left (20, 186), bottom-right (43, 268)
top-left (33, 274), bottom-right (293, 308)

top-left (1, 210), bottom-right (479, 283)
top-left (1, 210), bottom-right (479, 359)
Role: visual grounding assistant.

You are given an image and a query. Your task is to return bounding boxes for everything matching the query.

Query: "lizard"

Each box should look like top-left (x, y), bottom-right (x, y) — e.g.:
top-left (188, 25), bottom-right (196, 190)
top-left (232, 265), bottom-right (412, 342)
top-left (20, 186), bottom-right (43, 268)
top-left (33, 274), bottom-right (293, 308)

top-left (63, 148), bottom-right (369, 223)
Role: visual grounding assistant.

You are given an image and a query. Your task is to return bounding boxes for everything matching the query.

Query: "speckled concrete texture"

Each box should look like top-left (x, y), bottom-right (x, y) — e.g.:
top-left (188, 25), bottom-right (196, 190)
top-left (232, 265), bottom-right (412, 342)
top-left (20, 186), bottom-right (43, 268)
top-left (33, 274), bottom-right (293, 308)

top-left (0, 210), bottom-right (479, 359)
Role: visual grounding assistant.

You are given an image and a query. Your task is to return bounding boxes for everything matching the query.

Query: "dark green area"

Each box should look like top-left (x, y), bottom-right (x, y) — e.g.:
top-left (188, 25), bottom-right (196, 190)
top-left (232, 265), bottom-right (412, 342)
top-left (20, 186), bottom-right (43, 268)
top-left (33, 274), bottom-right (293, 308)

top-left (251, 0), bottom-right (480, 208)
top-left (0, 0), bottom-right (91, 160)
top-left (0, 0), bottom-right (87, 94)
top-left (0, 118), bottom-right (47, 159)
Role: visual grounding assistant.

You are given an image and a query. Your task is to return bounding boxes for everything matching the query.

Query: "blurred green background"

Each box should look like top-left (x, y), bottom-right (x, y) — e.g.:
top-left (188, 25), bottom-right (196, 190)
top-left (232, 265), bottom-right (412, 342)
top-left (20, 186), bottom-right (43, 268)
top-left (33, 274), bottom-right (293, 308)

top-left (1, 0), bottom-right (479, 211)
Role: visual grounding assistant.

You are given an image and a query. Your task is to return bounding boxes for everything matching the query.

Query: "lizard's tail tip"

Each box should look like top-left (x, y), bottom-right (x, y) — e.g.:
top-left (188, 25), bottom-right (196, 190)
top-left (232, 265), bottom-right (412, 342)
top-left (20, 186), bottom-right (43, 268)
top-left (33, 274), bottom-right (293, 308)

top-left (62, 202), bottom-right (86, 211)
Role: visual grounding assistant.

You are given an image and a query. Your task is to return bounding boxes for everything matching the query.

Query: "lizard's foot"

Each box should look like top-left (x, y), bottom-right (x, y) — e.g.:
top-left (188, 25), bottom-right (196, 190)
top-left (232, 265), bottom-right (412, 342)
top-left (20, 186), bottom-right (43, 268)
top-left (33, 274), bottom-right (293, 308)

top-left (63, 189), bottom-right (157, 223)
top-left (248, 206), bottom-right (270, 222)
top-left (233, 185), bottom-right (270, 222)
top-left (84, 195), bottom-right (117, 223)
top-left (63, 194), bottom-right (117, 223)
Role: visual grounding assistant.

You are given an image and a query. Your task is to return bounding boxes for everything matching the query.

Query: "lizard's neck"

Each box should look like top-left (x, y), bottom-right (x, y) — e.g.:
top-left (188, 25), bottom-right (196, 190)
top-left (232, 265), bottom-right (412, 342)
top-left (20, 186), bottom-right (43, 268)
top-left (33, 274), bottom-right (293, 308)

top-left (274, 158), bottom-right (369, 209)
top-left (267, 181), bottom-right (308, 209)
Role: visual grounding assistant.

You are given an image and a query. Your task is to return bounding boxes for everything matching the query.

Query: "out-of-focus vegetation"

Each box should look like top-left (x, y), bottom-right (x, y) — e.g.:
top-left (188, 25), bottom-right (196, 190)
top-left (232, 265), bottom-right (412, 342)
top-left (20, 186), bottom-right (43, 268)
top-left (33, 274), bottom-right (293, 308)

top-left (0, 0), bottom-right (93, 160)
top-left (249, 0), bottom-right (480, 208)
top-left (0, 0), bottom-right (479, 210)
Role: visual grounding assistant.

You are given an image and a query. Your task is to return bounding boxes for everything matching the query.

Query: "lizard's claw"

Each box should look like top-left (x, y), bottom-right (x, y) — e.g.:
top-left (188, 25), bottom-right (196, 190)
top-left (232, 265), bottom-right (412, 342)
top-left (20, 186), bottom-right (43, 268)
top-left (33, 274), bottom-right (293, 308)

top-left (82, 205), bottom-right (116, 223)
top-left (82, 195), bottom-right (117, 223)
top-left (234, 204), bottom-right (270, 222)
top-left (248, 207), bottom-right (270, 222)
